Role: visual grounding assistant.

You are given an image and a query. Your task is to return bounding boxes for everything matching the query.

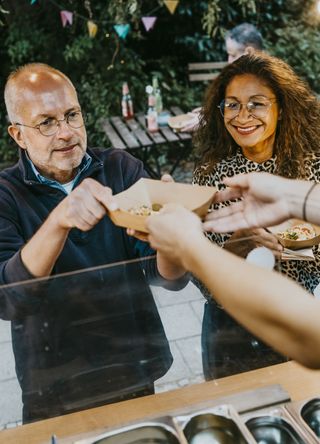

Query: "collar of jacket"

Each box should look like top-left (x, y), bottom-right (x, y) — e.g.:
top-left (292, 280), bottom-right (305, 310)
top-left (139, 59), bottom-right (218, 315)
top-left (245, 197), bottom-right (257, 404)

top-left (18, 147), bottom-right (104, 187)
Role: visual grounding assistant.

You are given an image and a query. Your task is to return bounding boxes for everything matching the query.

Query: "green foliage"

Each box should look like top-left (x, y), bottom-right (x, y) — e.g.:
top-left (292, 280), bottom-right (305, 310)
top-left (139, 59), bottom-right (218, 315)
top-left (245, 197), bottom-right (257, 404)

top-left (266, 24), bottom-right (320, 93)
top-left (0, 0), bottom-right (319, 162)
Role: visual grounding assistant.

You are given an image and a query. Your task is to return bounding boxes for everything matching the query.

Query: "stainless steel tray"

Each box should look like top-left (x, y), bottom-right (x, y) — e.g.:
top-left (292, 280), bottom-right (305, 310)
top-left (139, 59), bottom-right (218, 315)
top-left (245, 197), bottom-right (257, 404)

top-left (242, 405), bottom-right (316, 443)
top-left (74, 416), bottom-right (187, 444)
top-left (176, 404), bottom-right (256, 443)
top-left (285, 397), bottom-right (320, 443)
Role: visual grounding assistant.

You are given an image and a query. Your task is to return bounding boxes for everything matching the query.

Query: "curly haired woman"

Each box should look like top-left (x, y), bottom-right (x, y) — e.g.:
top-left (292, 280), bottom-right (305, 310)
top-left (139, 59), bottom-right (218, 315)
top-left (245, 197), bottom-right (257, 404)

top-left (193, 52), bottom-right (320, 380)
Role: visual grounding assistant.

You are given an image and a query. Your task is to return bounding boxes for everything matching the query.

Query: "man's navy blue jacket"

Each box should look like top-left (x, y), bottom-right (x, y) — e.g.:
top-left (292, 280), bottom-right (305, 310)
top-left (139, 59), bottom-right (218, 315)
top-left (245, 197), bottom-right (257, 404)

top-left (0, 147), bottom-right (183, 421)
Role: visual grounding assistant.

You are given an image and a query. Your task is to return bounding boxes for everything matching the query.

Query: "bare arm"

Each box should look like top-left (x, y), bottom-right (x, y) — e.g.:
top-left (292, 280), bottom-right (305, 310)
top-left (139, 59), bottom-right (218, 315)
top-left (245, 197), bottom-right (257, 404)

top-left (21, 178), bottom-right (118, 277)
top-left (147, 206), bottom-right (320, 368)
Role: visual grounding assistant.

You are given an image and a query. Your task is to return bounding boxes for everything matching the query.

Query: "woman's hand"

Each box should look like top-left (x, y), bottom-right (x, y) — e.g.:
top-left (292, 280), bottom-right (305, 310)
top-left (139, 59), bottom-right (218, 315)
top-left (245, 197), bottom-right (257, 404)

top-left (224, 228), bottom-right (283, 259)
top-left (203, 172), bottom-right (293, 233)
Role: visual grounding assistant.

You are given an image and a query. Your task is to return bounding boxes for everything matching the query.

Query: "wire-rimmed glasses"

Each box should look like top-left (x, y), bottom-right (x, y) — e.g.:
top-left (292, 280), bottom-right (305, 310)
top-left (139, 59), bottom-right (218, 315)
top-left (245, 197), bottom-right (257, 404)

top-left (14, 110), bottom-right (85, 137)
top-left (218, 97), bottom-right (277, 119)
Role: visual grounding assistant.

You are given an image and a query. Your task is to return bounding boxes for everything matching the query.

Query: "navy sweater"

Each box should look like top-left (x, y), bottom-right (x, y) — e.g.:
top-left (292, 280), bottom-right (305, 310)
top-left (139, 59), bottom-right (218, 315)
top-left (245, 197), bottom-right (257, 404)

top-left (0, 148), bottom-right (180, 421)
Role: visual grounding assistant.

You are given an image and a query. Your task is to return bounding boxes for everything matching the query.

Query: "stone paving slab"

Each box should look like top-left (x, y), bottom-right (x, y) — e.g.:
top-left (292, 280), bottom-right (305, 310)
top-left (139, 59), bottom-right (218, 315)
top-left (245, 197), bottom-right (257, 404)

top-left (0, 319), bottom-right (11, 343)
top-left (151, 281), bottom-right (203, 307)
top-left (157, 303), bottom-right (201, 341)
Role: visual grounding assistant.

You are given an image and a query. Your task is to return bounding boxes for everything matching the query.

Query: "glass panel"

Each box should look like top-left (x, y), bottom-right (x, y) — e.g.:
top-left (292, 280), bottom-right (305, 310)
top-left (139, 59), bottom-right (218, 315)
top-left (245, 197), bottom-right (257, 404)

top-left (0, 256), bottom-right (204, 428)
top-left (0, 243), bottom-right (288, 430)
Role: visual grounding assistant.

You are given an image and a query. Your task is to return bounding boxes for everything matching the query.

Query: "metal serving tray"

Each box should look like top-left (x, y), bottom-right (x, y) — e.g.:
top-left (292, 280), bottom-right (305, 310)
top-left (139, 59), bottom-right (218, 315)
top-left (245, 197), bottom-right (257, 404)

top-left (74, 416), bottom-right (187, 444)
top-left (176, 404), bottom-right (256, 444)
top-left (285, 397), bottom-right (320, 442)
top-left (242, 405), bottom-right (316, 444)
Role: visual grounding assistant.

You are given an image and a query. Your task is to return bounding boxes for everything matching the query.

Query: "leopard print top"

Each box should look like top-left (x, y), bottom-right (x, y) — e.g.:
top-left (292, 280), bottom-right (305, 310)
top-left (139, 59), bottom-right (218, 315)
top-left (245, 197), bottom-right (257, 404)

top-left (193, 150), bottom-right (320, 295)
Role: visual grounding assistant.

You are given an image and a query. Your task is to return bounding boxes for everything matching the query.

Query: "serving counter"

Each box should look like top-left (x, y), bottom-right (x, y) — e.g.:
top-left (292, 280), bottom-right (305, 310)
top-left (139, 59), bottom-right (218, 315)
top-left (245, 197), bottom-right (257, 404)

top-left (1, 361), bottom-right (320, 444)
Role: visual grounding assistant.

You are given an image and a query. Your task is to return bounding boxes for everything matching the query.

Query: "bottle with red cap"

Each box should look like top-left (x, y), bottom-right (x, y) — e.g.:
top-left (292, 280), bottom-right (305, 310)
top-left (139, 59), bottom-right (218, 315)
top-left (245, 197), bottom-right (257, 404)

top-left (121, 82), bottom-right (134, 120)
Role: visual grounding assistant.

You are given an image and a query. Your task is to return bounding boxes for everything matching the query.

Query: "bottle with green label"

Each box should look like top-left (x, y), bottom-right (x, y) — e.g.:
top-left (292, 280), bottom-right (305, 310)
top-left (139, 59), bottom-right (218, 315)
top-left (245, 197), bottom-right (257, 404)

top-left (152, 76), bottom-right (163, 114)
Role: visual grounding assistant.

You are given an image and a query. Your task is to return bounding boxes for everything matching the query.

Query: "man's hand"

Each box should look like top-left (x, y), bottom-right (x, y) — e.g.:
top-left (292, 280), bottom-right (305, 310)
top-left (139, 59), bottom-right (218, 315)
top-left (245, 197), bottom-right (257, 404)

top-left (203, 172), bottom-right (292, 233)
top-left (53, 178), bottom-right (118, 232)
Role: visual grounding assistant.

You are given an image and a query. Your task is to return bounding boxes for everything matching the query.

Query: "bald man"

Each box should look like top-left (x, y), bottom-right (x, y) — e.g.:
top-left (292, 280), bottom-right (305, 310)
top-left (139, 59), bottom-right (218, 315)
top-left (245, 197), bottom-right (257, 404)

top-left (2, 63), bottom-right (186, 423)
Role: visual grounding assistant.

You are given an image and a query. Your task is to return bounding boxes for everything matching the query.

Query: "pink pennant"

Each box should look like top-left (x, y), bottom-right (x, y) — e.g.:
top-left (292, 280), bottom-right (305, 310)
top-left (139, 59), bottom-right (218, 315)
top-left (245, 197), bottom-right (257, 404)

top-left (60, 10), bottom-right (73, 27)
top-left (141, 16), bottom-right (157, 32)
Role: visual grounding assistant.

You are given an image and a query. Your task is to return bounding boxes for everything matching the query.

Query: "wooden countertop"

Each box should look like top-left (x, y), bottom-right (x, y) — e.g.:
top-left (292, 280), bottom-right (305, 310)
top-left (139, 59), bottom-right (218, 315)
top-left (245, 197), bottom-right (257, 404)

top-left (1, 361), bottom-right (320, 444)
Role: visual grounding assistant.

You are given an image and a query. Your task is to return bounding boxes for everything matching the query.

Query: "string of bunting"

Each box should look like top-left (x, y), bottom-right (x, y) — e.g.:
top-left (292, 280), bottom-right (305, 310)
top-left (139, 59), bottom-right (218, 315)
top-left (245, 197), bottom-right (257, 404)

top-left (29, 0), bottom-right (180, 38)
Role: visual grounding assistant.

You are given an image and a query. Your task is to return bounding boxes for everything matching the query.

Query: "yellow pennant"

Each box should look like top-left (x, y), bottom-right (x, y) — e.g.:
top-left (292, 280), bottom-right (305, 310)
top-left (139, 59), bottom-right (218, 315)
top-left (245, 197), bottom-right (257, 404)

top-left (164, 0), bottom-right (179, 14)
top-left (87, 20), bottom-right (98, 38)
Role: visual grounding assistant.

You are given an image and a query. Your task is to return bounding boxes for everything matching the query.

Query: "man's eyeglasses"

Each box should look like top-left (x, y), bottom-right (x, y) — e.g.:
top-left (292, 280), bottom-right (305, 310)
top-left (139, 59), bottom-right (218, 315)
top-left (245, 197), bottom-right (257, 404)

top-left (218, 98), bottom-right (277, 119)
top-left (14, 111), bottom-right (85, 137)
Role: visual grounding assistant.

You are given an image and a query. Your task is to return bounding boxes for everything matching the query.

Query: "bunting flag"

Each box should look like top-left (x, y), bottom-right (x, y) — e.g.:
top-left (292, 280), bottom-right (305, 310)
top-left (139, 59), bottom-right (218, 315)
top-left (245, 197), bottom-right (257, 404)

top-left (164, 0), bottom-right (179, 14)
top-left (60, 10), bottom-right (73, 27)
top-left (141, 17), bottom-right (157, 32)
top-left (113, 24), bottom-right (131, 40)
top-left (87, 20), bottom-right (98, 38)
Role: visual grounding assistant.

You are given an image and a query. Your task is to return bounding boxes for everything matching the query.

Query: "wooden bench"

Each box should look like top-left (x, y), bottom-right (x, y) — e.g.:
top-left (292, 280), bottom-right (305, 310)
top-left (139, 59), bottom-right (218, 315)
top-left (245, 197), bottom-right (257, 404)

top-left (188, 61), bottom-right (228, 82)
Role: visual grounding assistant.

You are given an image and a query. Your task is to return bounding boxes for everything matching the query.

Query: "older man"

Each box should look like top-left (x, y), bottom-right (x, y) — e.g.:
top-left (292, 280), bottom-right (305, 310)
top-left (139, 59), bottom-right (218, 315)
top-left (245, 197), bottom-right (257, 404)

top-left (2, 63), bottom-right (186, 423)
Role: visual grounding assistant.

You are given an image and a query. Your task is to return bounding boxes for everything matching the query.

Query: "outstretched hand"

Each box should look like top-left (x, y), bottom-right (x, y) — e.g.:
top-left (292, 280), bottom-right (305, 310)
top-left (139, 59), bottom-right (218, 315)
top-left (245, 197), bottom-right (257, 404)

top-left (203, 172), bottom-right (292, 233)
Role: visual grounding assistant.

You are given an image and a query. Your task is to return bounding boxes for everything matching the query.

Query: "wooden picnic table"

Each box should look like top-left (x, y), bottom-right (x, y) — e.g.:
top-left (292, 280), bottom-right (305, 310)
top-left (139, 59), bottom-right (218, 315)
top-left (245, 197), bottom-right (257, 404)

top-left (101, 106), bottom-right (192, 178)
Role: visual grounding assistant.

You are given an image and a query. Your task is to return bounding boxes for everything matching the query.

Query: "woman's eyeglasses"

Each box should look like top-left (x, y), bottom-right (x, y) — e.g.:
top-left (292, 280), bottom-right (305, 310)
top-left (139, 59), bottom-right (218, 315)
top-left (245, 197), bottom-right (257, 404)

top-left (218, 98), bottom-right (277, 119)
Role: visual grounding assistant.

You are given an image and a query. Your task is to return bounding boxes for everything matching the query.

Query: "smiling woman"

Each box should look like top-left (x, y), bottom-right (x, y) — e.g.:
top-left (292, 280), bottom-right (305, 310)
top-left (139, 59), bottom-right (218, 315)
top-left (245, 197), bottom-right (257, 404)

top-left (192, 52), bottom-right (320, 381)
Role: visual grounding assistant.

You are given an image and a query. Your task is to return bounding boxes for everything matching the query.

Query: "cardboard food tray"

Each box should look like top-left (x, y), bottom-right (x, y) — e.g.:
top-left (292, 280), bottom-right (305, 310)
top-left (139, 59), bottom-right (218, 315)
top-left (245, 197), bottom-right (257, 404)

top-left (268, 218), bottom-right (320, 250)
top-left (168, 114), bottom-right (194, 132)
top-left (109, 178), bottom-right (216, 233)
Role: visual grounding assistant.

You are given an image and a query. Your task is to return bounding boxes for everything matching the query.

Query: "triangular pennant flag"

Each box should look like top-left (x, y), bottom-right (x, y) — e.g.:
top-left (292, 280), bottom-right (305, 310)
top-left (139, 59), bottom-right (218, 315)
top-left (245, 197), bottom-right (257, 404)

top-left (60, 10), bottom-right (73, 27)
top-left (141, 17), bottom-right (157, 32)
top-left (164, 0), bottom-right (179, 14)
top-left (87, 20), bottom-right (98, 38)
top-left (113, 24), bottom-right (131, 40)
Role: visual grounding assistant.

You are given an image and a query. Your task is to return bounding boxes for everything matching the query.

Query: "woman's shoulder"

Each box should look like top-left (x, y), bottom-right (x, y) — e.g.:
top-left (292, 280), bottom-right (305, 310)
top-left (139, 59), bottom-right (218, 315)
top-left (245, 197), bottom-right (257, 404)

top-left (303, 152), bottom-right (320, 180)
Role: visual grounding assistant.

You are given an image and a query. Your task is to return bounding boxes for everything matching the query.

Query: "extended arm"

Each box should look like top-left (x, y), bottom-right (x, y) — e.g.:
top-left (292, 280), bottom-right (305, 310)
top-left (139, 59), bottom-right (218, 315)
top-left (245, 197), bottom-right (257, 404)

top-left (204, 172), bottom-right (320, 233)
top-left (147, 206), bottom-right (320, 368)
top-left (21, 178), bottom-right (118, 277)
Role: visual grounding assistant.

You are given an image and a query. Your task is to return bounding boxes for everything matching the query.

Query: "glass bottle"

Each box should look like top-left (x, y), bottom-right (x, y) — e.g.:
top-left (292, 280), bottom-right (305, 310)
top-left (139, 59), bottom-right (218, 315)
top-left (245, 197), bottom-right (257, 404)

top-left (121, 82), bottom-right (134, 120)
top-left (152, 76), bottom-right (163, 114)
top-left (147, 94), bottom-right (159, 132)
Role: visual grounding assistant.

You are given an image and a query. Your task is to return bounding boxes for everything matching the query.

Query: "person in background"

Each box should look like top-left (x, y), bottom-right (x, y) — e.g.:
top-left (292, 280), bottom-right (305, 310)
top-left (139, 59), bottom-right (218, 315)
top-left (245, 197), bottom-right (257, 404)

top-left (192, 52), bottom-right (320, 379)
top-left (1, 63), bottom-right (186, 423)
top-left (181, 23), bottom-right (263, 132)
top-left (146, 172), bottom-right (320, 369)
top-left (225, 22), bottom-right (263, 63)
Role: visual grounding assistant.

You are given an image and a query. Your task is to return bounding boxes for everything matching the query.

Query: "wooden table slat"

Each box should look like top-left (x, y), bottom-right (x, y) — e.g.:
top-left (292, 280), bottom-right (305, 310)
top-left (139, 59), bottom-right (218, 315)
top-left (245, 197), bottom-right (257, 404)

top-left (101, 119), bottom-right (126, 150)
top-left (126, 118), bottom-right (154, 146)
top-left (110, 117), bottom-right (140, 149)
top-left (136, 114), bottom-right (166, 144)
top-left (159, 125), bottom-right (179, 142)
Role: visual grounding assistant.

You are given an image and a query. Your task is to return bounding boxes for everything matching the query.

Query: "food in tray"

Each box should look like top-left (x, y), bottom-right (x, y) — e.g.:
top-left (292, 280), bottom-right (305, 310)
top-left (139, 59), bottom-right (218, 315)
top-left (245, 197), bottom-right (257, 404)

top-left (277, 223), bottom-right (316, 241)
top-left (128, 203), bottom-right (163, 216)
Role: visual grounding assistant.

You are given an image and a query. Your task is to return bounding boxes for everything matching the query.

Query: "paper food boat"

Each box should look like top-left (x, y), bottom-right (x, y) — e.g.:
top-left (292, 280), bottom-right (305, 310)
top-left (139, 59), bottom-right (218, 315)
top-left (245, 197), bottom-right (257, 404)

top-left (109, 178), bottom-right (216, 233)
top-left (168, 114), bottom-right (194, 132)
top-left (268, 218), bottom-right (320, 250)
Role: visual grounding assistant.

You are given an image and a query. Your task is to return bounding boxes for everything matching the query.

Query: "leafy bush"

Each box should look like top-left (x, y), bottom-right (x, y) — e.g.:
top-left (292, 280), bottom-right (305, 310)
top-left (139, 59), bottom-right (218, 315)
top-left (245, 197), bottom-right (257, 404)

top-left (0, 0), bottom-right (319, 161)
